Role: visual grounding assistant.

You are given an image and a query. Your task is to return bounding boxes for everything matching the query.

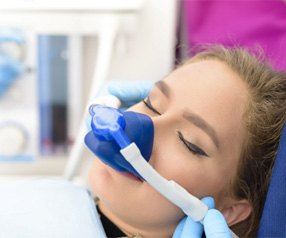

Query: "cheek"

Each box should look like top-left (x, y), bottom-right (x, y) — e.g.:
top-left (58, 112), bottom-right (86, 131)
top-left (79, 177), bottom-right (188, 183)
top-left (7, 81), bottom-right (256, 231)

top-left (151, 141), bottom-right (230, 200)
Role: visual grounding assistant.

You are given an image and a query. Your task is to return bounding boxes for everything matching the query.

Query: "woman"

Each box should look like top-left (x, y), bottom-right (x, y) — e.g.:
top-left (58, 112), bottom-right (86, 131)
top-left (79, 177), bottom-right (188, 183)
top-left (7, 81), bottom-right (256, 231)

top-left (87, 46), bottom-right (286, 237)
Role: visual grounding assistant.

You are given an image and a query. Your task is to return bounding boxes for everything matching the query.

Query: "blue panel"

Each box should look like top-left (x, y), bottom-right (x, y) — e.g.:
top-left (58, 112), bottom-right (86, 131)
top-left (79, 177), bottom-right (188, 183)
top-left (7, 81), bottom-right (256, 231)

top-left (258, 123), bottom-right (286, 237)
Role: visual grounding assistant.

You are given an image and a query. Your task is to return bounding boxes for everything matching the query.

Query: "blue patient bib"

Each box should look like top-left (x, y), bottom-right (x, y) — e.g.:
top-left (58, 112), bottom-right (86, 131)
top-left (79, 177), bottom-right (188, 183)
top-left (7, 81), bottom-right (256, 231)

top-left (0, 179), bottom-right (106, 238)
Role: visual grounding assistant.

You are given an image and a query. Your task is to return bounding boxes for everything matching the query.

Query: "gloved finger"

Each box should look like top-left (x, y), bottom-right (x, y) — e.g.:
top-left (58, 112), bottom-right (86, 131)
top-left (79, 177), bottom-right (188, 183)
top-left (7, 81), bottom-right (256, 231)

top-left (204, 209), bottom-right (232, 238)
top-left (172, 197), bottom-right (215, 238)
top-left (201, 196), bottom-right (215, 209)
top-left (180, 216), bottom-right (204, 238)
top-left (172, 217), bottom-right (187, 238)
top-left (108, 80), bottom-right (153, 106)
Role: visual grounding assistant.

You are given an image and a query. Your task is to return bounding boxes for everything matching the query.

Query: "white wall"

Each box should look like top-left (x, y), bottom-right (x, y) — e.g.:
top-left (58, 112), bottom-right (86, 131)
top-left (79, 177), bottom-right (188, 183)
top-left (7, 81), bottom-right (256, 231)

top-left (82, 0), bottom-right (178, 98)
top-left (110, 0), bottom-right (178, 81)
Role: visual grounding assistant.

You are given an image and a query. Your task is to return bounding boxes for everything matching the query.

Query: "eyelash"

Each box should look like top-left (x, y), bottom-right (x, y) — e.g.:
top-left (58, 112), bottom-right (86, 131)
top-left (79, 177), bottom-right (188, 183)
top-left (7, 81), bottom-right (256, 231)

top-left (142, 97), bottom-right (208, 157)
top-left (177, 131), bottom-right (208, 157)
top-left (143, 97), bottom-right (161, 115)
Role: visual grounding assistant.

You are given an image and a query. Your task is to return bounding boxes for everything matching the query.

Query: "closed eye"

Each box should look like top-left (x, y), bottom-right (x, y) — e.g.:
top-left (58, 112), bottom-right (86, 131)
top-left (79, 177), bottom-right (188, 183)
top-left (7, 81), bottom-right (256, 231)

top-left (177, 131), bottom-right (209, 157)
top-left (143, 97), bottom-right (161, 115)
top-left (143, 97), bottom-right (208, 157)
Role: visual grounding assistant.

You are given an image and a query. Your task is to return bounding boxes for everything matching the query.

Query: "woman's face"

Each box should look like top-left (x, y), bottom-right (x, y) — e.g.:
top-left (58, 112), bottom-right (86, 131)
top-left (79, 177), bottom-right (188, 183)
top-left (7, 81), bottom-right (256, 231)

top-left (89, 60), bottom-right (249, 237)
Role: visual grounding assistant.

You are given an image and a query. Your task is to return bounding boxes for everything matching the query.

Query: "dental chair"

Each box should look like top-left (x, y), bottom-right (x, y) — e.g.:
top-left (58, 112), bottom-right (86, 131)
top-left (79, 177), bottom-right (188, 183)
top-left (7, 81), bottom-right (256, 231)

top-left (0, 178), bottom-right (105, 238)
top-left (258, 122), bottom-right (286, 237)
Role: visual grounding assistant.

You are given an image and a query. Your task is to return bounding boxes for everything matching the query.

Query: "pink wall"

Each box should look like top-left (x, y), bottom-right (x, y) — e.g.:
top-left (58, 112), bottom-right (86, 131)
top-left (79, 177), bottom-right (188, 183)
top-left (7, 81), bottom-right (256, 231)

top-left (183, 0), bottom-right (286, 70)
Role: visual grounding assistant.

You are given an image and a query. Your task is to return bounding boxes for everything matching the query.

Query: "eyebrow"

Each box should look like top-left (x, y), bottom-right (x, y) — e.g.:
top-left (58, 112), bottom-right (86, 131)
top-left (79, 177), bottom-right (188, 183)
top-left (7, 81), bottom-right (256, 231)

top-left (154, 80), bottom-right (220, 148)
top-left (182, 111), bottom-right (220, 149)
top-left (155, 81), bottom-right (171, 98)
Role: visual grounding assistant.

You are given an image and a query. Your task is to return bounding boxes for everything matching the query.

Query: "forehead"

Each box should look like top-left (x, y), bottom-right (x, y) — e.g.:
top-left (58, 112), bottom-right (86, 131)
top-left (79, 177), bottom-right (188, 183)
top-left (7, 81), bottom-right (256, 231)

top-left (166, 60), bottom-right (242, 90)
top-left (163, 60), bottom-right (247, 107)
top-left (162, 60), bottom-right (249, 149)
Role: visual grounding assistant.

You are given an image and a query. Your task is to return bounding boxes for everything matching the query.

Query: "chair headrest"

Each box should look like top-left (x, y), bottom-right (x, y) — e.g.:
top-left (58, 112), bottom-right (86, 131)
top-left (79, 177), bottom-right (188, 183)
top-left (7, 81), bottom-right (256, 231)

top-left (258, 123), bottom-right (286, 237)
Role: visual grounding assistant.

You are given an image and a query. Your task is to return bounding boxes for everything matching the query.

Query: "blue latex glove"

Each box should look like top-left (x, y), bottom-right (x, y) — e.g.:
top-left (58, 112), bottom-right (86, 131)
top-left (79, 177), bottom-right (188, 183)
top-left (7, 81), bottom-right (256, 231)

top-left (86, 80), bottom-right (153, 130)
top-left (173, 197), bottom-right (232, 238)
top-left (107, 80), bottom-right (153, 107)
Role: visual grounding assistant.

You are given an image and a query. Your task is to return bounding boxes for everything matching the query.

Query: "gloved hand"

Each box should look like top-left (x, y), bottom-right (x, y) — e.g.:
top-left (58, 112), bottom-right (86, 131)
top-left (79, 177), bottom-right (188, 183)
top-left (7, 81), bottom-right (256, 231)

top-left (86, 80), bottom-right (153, 130)
top-left (107, 80), bottom-right (153, 107)
top-left (172, 197), bottom-right (232, 238)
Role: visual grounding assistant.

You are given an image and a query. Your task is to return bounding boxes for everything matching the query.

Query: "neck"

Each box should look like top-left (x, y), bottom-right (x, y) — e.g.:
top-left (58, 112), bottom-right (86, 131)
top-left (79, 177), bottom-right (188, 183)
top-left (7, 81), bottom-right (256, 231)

top-left (98, 202), bottom-right (175, 238)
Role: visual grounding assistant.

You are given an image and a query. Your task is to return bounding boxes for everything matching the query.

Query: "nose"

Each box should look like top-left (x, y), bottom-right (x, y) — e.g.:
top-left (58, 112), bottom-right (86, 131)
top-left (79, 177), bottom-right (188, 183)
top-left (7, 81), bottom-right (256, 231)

top-left (146, 112), bottom-right (174, 167)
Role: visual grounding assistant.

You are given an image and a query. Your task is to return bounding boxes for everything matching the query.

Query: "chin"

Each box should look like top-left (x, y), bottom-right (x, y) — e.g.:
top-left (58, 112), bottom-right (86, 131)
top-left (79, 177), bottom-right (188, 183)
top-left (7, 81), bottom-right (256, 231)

top-left (88, 159), bottom-right (113, 195)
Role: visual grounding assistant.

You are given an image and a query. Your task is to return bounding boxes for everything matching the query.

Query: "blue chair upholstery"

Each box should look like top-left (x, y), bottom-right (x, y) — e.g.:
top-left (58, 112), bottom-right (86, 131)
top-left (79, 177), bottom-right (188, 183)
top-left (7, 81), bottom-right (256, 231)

top-left (258, 123), bottom-right (286, 237)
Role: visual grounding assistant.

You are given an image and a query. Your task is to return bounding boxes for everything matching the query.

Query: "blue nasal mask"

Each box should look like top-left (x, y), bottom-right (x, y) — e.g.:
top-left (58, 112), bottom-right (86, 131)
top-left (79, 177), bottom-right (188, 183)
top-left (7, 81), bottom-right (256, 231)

top-left (84, 104), bottom-right (154, 178)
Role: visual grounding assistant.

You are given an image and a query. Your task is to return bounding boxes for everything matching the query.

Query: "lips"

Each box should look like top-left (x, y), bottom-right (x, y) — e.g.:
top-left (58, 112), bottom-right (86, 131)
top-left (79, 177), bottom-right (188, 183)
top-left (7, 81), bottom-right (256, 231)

top-left (103, 159), bottom-right (143, 182)
top-left (120, 171), bottom-right (143, 182)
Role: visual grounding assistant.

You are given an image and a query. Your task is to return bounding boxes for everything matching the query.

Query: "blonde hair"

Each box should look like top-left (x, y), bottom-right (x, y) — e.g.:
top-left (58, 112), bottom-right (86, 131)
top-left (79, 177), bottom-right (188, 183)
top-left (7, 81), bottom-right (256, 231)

top-left (185, 45), bottom-right (286, 237)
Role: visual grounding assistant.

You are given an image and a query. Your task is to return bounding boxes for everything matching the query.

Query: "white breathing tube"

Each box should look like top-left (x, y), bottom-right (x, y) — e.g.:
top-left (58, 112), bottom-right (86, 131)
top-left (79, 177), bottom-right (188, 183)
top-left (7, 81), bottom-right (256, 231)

top-left (121, 143), bottom-right (238, 238)
top-left (121, 143), bottom-right (208, 222)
